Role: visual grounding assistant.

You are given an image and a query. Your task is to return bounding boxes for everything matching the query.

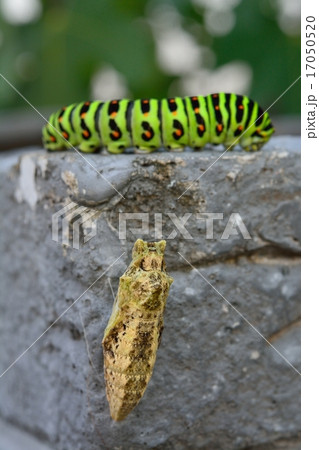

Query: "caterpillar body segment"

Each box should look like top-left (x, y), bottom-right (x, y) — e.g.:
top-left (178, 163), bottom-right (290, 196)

top-left (162, 97), bottom-right (189, 150)
top-left (43, 93), bottom-right (274, 153)
top-left (102, 239), bottom-right (173, 421)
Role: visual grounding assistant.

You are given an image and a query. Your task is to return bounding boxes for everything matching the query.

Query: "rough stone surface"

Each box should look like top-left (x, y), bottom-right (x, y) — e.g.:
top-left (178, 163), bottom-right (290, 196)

top-left (0, 137), bottom-right (300, 450)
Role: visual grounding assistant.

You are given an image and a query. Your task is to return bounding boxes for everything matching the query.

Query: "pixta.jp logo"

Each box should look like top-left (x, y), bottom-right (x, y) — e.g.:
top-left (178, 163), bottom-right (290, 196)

top-left (118, 212), bottom-right (252, 240)
top-left (52, 202), bottom-right (99, 249)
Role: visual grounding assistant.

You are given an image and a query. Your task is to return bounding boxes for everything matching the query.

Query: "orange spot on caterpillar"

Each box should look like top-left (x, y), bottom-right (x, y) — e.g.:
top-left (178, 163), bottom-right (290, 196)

top-left (85, 102), bottom-right (90, 106)
top-left (194, 108), bottom-right (199, 113)
top-left (213, 94), bottom-right (218, 98)
top-left (217, 124), bottom-right (223, 132)
top-left (58, 117), bottom-right (63, 122)
top-left (192, 96), bottom-right (198, 101)
top-left (143, 112), bottom-right (149, 117)
top-left (82, 130), bottom-right (90, 138)
top-left (62, 132), bottom-right (69, 139)
top-left (111, 100), bottom-right (117, 104)
top-left (111, 112), bottom-right (117, 118)
top-left (238, 125), bottom-right (243, 131)
top-left (215, 105), bottom-right (220, 110)
top-left (169, 99), bottom-right (175, 103)
top-left (144, 130), bottom-right (152, 139)
top-left (175, 129), bottom-right (182, 137)
top-left (112, 131), bottom-right (120, 138)
top-left (50, 136), bottom-right (56, 142)
top-left (172, 111), bottom-right (177, 116)
top-left (81, 112), bottom-right (87, 118)
top-left (238, 105), bottom-right (244, 110)
top-left (143, 100), bottom-right (149, 104)
top-left (198, 124), bottom-right (205, 131)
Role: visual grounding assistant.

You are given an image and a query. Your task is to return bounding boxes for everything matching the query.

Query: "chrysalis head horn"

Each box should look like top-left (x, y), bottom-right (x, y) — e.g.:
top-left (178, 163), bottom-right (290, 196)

top-left (157, 240), bottom-right (166, 254)
top-left (132, 239), bottom-right (147, 258)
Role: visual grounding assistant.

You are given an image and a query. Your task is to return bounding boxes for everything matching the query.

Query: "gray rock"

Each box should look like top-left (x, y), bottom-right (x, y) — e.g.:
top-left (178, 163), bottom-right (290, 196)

top-left (0, 418), bottom-right (53, 450)
top-left (0, 136), bottom-right (300, 450)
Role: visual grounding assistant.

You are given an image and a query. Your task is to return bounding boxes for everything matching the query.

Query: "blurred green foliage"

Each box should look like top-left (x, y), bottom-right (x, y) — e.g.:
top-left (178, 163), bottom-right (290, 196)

top-left (212, 0), bottom-right (301, 113)
top-left (0, 0), bottom-right (300, 114)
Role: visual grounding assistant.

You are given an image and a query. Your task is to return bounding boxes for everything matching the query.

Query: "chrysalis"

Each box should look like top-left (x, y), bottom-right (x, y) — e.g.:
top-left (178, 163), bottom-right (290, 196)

top-left (102, 239), bottom-right (173, 421)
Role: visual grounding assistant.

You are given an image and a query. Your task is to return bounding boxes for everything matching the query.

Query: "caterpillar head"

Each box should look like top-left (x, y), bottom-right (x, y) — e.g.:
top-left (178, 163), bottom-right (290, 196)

top-left (240, 111), bottom-right (275, 152)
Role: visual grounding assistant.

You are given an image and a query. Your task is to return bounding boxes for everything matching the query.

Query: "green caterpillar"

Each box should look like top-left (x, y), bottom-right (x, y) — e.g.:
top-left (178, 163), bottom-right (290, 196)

top-left (42, 93), bottom-right (274, 153)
